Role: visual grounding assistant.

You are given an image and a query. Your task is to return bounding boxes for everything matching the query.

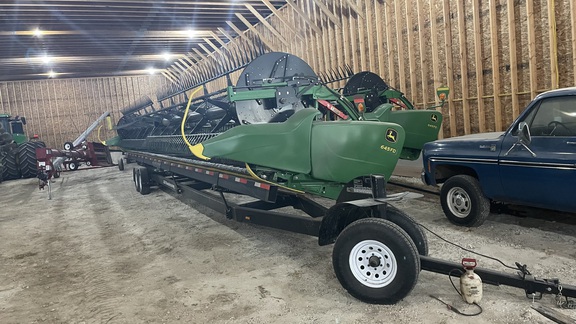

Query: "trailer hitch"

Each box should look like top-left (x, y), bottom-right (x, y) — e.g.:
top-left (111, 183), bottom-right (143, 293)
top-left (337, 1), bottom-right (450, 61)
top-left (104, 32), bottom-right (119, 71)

top-left (421, 256), bottom-right (576, 300)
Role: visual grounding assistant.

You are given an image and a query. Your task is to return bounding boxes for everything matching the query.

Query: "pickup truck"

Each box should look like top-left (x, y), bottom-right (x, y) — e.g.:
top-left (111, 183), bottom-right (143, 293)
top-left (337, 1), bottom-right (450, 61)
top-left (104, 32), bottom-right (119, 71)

top-left (421, 87), bottom-right (576, 226)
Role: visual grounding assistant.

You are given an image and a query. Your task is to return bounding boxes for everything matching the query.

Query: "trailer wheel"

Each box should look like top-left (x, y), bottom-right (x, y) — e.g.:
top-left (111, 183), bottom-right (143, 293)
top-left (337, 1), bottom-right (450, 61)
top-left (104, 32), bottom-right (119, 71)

top-left (332, 218), bottom-right (420, 304)
top-left (68, 161), bottom-right (79, 171)
top-left (440, 175), bottom-right (490, 227)
top-left (385, 205), bottom-right (428, 256)
top-left (136, 167), bottom-right (151, 195)
top-left (63, 142), bottom-right (73, 150)
top-left (134, 168), bottom-right (141, 192)
top-left (118, 158), bottom-right (124, 171)
top-left (53, 171), bottom-right (60, 178)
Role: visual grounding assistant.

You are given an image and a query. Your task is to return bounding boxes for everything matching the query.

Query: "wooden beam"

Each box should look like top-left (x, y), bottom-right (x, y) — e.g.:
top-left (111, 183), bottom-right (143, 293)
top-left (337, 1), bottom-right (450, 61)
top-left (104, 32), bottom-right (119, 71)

top-left (472, 0), bottom-right (485, 132)
top-left (261, 0), bottom-right (304, 41)
top-left (366, 0), bottom-right (376, 72)
top-left (457, 0), bottom-right (470, 135)
top-left (345, 0), bottom-right (364, 18)
top-left (203, 38), bottom-right (224, 56)
top-left (198, 43), bottom-right (213, 56)
top-left (405, 0), bottom-right (417, 101)
top-left (508, 0), bottom-right (520, 119)
top-left (384, 1), bottom-right (395, 86)
top-left (192, 48), bottom-right (208, 61)
top-left (443, 0), bottom-right (457, 137)
top-left (429, 0), bottom-right (442, 138)
top-left (225, 21), bottom-right (251, 43)
top-left (489, 0), bottom-right (502, 131)
top-left (285, 0), bottom-right (322, 34)
top-left (311, 0), bottom-right (341, 27)
top-left (572, 0), bottom-right (576, 85)
top-left (358, 0), bottom-right (367, 70)
top-left (394, 0), bottom-right (406, 92)
top-left (245, 3), bottom-right (289, 46)
top-left (547, 0), bottom-right (558, 89)
top-left (348, 0), bottom-right (359, 72)
top-left (526, 0), bottom-right (537, 99)
top-left (341, 0), bottom-right (350, 78)
top-left (217, 27), bottom-right (235, 42)
top-left (375, 0), bottom-right (385, 77)
top-left (417, 0), bottom-right (429, 108)
top-left (234, 13), bottom-right (278, 51)
top-left (161, 70), bottom-right (179, 84)
top-left (209, 31), bottom-right (227, 47)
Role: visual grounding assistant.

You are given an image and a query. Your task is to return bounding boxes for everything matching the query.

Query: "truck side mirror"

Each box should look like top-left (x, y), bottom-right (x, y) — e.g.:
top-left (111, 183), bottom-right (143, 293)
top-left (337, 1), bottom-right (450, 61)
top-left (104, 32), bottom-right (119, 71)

top-left (518, 122), bottom-right (531, 145)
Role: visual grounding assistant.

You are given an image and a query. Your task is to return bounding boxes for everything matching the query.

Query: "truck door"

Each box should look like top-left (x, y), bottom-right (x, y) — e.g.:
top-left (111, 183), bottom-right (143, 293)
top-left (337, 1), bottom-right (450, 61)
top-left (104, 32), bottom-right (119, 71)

top-left (498, 95), bottom-right (576, 212)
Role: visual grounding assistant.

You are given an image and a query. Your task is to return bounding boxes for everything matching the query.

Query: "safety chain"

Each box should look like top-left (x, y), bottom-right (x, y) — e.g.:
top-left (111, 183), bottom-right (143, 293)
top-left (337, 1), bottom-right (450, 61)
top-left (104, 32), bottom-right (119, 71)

top-left (555, 285), bottom-right (576, 309)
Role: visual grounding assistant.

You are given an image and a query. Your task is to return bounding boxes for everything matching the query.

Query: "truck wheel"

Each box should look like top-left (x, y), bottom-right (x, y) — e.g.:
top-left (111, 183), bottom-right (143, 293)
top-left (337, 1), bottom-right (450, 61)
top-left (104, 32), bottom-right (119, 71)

top-left (1, 150), bottom-right (21, 180)
top-left (118, 158), bottom-right (124, 171)
top-left (440, 175), bottom-right (490, 227)
top-left (332, 218), bottom-right (420, 304)
top-left (385, 205), bottom-right (428, 256)
top-left (134, 168), bottom-right (141, 192)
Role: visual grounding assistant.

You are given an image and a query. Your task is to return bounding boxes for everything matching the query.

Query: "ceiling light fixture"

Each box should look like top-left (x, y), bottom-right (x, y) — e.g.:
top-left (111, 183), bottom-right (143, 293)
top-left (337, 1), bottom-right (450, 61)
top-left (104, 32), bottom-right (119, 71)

top-left (147, 67), bottom-right (156, 75)
top-left (162, 52), bottom-right (172, 61)
top-left (186, 29), bottom-right (196, 38)
top-left (41, 54), bottom-right (52, 64)
top-left (33, 28), bottom-right (43, 37)
top-left (47, 70), bottom-right (57, 78)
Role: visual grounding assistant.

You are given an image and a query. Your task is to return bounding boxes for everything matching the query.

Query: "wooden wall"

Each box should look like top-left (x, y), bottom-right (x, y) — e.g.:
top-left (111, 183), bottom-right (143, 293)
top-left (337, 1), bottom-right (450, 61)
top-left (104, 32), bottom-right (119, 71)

top-left (0, 75), bottom-right (167, 148)
top-left (238, 0), bottom-right (576, 138)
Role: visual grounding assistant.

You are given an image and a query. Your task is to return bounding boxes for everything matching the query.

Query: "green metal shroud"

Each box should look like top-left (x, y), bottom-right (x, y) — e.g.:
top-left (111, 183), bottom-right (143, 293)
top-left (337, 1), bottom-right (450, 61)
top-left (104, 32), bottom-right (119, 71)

top-left (196, 108), bottom-right (405, 185)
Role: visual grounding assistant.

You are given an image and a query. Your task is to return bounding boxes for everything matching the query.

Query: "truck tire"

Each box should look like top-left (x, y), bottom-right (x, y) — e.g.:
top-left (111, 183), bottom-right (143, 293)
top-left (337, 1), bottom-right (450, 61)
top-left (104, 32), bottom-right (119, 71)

top-left (17, 141), bottom-right (46, 178)
top-left (332, 218), bottom-right (420, 304)
top-left (1, 150), bottom-right (21, 180)
top-left (385, 205), bottom-right (428, 256)
top-left (440, 175), bottom-right (490, 227)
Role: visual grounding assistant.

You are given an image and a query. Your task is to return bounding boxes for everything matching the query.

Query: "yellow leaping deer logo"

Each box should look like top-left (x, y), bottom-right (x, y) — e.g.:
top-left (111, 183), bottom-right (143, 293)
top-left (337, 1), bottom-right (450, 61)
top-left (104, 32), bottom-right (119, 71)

top-left (386, 129), bottom-right (398, 143)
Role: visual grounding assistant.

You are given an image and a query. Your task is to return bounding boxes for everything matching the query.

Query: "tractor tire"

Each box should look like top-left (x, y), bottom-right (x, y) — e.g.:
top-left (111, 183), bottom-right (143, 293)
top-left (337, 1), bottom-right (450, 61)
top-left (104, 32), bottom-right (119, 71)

top-left (332, 218), bottom-right (420, 304)
top-left (1, 150), bottom-right (21, 181)
top-left (17, 141), bottom-right (46, 179)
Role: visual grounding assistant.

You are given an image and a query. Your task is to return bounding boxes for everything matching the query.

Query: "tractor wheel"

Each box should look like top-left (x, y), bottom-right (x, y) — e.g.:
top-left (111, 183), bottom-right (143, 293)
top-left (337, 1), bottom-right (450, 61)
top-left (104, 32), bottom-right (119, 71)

top-left (385, 205), bottom-right (428, 256)
top-left (332, 218), bottom-right (420, 304)
top-left (17, 142), bottom-right (46, 179)
top-left (1, 150), bottom-right (21, 181)
top-left (440, 175), bottom-right (490, 227)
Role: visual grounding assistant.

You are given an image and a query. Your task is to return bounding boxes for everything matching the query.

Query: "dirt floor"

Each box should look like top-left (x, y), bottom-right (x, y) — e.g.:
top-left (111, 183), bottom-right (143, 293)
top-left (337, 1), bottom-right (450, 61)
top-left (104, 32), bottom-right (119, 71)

top-left (1, 162), bottom-right (575, 323)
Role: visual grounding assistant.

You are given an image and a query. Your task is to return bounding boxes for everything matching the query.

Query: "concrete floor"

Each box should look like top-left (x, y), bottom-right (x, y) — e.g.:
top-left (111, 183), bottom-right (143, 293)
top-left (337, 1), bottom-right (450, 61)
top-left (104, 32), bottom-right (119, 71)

top-left (1, 161), bottom-right (575, 323)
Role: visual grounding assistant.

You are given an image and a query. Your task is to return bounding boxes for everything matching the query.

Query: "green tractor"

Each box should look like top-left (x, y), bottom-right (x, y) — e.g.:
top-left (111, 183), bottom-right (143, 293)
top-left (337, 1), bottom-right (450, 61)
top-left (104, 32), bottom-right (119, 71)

top-left (0, 114), bottom-right (45, 182)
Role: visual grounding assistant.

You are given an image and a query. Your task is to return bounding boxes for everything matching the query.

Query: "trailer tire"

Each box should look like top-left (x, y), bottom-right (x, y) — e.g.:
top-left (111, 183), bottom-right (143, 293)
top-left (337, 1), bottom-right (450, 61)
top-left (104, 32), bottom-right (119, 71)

top-left (440, 175), bottom-right (490, 227)
top-left (134, 168), bottom-right (141, 192)
top-left (1, 150), bottom-right (21, 180)
top-left (118, 158), bottom-right (124, 171)
top-left (68, 161), bottom-right (79, 171)
top-left (136, 167), bottom-right (151, 195)
top-left (17, 141), bottom-right (45, 178)
top-left (332, 218), bottom-right (420, 304)
top-left (63, 142), bottom-right (74, 150)
top-left (385, 205), bottom-right (428, 256)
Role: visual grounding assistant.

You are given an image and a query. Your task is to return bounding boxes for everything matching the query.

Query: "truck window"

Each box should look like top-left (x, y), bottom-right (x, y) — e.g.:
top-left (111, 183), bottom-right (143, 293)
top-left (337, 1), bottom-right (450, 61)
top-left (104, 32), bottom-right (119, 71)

top-left (528, 96), bottom-right (576, 136)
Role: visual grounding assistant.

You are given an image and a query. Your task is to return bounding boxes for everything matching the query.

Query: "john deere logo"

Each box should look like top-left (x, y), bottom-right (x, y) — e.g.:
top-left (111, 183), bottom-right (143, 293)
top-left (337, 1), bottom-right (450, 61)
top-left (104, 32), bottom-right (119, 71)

top-left (431, 114), bottom-right (438, 122)
top-left (386, 129), bottom-right (398, 143)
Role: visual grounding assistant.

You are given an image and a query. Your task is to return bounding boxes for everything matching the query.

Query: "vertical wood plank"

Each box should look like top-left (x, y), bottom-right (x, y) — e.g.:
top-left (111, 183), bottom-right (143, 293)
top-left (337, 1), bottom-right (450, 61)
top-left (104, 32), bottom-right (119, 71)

top-left (572, 0), bottom-right (576, 85)
top-left (349, 0), bottom-right (359, 72)
top-left (417, 0), bottom-right (429, 107)
top-left (374, 0), bottom-right (385, 77)
top-left (365, 0), bottom-right (376, 72)
top-left (394, 0), bottom-right (406, 91)
top-left (547, 0), bottom-right (558, 89)
top-left (429, 0), bottom-right (443, 139)
top-left (489, 0), bottom-right (502, 131)
top-left (51, 81), bottom-right (63, 145)
top-left (526, 0), bottom-right (538, 98)
top-left (405, 0), bottom-right (417, 101)
top-left (472, 0), bottom-right (485, 132)
top-left (340, 0), bottom-right (350, 77)
top-left (457, 0), bottom-right (470, 134)
top-left (384, 2), bottom-right (396, 84)
top-left (508, 0), bottom-right (520, 118)
top-left (357, 0), bottom-right (367, 70)
top-left (443, 0), bottom-right (457, 137)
